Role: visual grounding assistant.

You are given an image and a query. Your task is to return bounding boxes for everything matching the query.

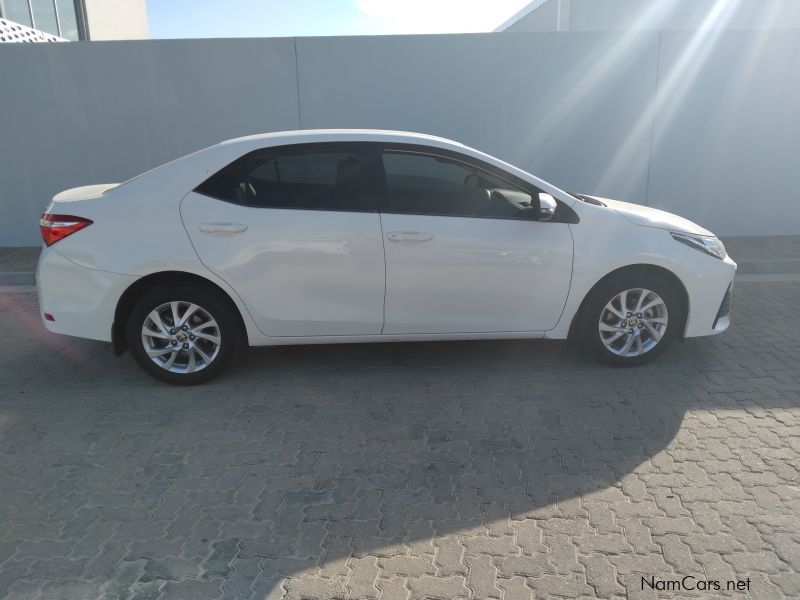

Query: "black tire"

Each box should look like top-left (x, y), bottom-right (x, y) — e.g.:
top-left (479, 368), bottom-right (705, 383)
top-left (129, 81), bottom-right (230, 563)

top-left (126, 283), bottom-right (242, 385)
top-left (577, 270), bottom-right (684, 366)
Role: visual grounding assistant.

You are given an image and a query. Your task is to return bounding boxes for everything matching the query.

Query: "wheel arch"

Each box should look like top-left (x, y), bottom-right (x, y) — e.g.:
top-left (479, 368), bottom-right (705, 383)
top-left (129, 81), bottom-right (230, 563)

top-left (567, 264), bottom-right (690, 341)
top-left (112, 271), bottom-right (249, 355)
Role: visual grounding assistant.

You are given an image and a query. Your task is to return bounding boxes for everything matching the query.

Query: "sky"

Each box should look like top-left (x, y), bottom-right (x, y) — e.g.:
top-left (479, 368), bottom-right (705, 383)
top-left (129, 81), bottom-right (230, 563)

top-left (146, 0), bottom-right (533, 39)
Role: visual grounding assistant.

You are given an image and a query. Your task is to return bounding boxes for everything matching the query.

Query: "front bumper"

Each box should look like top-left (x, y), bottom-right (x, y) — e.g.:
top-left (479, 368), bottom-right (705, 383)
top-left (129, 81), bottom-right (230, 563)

top-left (679, 252), bottom-right (737, 338)
top-left (36, 247), bottom-right (138, 342)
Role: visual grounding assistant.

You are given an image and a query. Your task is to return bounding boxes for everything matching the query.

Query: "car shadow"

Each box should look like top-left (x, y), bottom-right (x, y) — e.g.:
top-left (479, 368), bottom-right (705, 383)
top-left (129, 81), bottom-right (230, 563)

top-left (220, 337), bottom-right (706, 594)
top-left (0, 281), bottom-right (797, 598)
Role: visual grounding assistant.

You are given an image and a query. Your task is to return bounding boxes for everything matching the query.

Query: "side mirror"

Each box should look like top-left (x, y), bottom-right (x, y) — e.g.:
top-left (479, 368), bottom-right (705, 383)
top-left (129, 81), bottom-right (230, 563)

top-left (489, 188), bottom-right (535, 214)
top-left (538, 193), bottom-right (557, 221)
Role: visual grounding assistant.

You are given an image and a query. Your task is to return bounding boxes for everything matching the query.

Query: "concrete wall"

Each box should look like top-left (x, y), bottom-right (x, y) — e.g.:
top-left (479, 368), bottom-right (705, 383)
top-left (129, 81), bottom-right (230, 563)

top-left (501, 0), bottom-right (800, 32)
top-left (84, 0), bottom-right (149, 40)
top-left (1, 31), bottom-right (798, 245)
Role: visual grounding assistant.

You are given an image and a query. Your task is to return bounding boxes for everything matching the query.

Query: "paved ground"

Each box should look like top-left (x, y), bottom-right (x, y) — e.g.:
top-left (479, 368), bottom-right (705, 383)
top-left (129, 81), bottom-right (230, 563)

top-left (0, 279), bottom-right (799, 600)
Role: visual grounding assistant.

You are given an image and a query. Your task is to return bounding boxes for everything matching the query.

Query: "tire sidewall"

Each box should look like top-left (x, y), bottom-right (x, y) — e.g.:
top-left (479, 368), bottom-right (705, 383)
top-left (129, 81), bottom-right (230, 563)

top-left (126, 284), bottom-right (241, 385)
top-left (581, 271), bottom-right (683, 366)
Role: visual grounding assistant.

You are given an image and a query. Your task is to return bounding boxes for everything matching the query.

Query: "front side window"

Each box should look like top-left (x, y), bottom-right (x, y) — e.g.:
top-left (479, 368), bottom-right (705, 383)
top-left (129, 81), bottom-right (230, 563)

top-left (196, 146), bottom-right (376, 212)
top-left (381, 151), bottom-right (535, 219)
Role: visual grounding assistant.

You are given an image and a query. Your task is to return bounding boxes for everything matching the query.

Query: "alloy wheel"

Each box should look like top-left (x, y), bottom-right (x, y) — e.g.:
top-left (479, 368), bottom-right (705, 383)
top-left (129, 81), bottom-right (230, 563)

top-left (141, 301), bottom-right (221, 373)
top-left (598, 288), bottom-right (669, 357)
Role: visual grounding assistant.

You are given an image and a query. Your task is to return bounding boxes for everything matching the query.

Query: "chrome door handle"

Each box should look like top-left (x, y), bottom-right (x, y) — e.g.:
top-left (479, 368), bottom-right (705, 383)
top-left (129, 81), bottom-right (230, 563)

top-left (198, 222), bottom-right (248, 234)
top-left (385, 231), bottom-right (434, 242)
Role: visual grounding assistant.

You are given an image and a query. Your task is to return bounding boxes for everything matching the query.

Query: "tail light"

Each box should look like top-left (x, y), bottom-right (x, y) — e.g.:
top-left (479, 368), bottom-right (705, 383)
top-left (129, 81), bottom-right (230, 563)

top-left (39, 214), bottom-right (93, 246)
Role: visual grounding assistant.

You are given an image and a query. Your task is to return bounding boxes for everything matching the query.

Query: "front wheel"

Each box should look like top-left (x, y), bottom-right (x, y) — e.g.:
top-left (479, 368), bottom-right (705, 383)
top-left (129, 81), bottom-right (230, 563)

top-left (126, 284), bottom-right (241, 385)
top-left (579, 271), bottom-right (683, 366)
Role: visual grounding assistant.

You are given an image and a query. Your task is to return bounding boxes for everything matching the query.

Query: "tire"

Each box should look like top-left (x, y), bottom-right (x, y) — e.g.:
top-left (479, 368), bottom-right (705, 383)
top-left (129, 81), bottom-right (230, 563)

top-left (577, 270), bottom-right (683, 366)
top-left (126, 283), bottom-right (242, 385)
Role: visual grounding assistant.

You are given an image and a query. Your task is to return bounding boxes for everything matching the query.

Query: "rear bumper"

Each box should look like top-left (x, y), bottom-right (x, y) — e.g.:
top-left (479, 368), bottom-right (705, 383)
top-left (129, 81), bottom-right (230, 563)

top-left (36, 247), bottom-right (137, 342)
top-left (679, 252), bottom-right (737, 338)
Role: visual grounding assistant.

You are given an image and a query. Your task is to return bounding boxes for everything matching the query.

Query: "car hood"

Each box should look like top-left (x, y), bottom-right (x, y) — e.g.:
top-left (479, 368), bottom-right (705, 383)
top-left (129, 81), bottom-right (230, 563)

top-left (583, 195), bottom-right (714, 237)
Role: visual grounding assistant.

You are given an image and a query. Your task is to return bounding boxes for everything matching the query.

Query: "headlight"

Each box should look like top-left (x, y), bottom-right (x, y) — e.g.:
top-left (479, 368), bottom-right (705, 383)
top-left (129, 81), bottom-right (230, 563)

top-left (671, 232), bottom-right (727, 260)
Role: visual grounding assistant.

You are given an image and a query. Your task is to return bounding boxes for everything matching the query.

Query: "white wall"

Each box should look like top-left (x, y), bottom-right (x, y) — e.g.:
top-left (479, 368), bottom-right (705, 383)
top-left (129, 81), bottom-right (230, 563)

top-left (502, 0), bottom-right (800, 31)
top-left (83, 0), bottom-right (149, 40)
top-left (1, 31), bottom-right (798, 246)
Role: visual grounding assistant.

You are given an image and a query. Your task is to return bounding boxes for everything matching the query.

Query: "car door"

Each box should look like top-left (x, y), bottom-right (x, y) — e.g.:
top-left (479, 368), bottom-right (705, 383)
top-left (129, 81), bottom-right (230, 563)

top-left (181, 143), bottom-right (386, 337)
top-left (378, 147), bottom-right (574, 335)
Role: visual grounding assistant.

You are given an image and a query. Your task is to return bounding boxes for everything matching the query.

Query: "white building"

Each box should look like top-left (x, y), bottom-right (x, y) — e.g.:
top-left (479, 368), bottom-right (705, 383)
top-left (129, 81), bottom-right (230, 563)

top-left (0, 0), bottom-right (147, 41)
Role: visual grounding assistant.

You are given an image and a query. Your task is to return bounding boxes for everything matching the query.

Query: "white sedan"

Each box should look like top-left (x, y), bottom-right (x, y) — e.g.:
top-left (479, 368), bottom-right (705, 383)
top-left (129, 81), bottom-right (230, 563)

top-left (37, 130), bottom-right (736, 384)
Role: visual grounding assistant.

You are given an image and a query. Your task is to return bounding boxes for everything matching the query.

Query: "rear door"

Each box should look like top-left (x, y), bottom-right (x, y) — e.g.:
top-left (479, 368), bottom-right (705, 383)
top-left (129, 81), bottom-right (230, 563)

top-left (378, 147), bottom-right (574, 334)
top-left (181, 143), bottom-right (386, 337)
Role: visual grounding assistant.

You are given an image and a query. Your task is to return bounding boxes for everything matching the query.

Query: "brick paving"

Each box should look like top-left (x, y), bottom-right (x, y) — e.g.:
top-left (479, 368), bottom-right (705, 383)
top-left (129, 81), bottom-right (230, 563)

top-left (0, 280), bottom-right (798, 599)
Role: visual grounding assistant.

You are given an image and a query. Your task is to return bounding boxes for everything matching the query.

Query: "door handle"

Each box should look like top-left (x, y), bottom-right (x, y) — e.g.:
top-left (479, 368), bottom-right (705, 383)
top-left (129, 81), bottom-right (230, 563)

top-left (198, 222), bottom-right (248, 234)
top-left (385, 231), bottom-right (434, 242)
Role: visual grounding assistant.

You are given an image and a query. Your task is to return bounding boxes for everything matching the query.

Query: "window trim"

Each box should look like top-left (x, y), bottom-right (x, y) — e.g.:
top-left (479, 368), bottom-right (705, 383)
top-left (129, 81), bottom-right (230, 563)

top-left (193, 142), bottom-right (384, 214)
top-left (376, 143), bottom-right (578, 223)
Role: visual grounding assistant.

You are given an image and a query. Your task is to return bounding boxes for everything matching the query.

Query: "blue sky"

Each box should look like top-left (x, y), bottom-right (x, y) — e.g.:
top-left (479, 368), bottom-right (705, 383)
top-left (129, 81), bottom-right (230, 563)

top-left (146, 0), bottom-right (532, 39)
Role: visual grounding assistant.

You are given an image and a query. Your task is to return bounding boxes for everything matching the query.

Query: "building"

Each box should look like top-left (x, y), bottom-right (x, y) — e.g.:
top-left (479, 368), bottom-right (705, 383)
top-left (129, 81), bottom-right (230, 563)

top-left (0, 0), bottom-right (148, 41)
top-left (497, 0), bottom-right (800, 32)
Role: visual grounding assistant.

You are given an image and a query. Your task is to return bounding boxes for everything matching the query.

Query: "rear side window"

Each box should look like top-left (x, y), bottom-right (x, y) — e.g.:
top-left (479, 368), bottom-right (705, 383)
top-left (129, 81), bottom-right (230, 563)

top-left (381, 151), bottom-right (533, 219)
top-left (196, 146), bottom-right (376, 212)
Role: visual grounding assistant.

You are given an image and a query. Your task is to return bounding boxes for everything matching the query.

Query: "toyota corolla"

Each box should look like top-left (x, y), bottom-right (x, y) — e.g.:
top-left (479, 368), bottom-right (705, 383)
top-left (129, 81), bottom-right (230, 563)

top-left (36, 130), bottom-right (736, 384)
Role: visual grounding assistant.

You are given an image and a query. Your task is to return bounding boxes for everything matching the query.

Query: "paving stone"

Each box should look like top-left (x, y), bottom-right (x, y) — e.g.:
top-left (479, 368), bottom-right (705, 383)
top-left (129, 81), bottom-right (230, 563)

top-left (405, 575), bottom-right (469, 599)
top-left (580, 555), bottom-right (626, 598)
top-left (375, 577), bottom-right (409, 600)
top-left (346, 556), bottom-right (380, 599)
top-left (464, 555), bottom-right (501, 599)
top-left (0, 281), bottom-right (798, 600)
top-left (379, 556), bottom-right (437, 578)
top-left (433, 537), bottom-right (466, 577)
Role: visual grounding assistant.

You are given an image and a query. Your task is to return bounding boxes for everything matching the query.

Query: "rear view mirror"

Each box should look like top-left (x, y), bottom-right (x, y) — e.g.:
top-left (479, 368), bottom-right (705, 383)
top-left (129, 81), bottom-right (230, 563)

top-left (538, 193), bottom-right (557, 221)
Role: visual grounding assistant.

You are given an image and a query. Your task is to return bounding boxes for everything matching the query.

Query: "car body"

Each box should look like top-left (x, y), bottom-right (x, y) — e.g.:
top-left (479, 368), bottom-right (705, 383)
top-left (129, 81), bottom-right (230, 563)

top-left (37, 129), bottom-right (736, 383)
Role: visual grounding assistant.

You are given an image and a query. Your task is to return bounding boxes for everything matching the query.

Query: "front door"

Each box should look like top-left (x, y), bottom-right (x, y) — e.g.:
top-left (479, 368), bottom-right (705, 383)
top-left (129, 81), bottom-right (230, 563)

top-left (181, 143), bottom-right (386, 337)
top-left (378, 149), bottom-right (573, 335)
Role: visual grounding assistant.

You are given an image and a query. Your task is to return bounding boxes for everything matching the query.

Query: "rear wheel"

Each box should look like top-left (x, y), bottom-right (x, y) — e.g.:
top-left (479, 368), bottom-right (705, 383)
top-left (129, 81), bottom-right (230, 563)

top-left (579, 271), bottom-right (683, 366)
top-left (126, 284), bottom-right (241, 384)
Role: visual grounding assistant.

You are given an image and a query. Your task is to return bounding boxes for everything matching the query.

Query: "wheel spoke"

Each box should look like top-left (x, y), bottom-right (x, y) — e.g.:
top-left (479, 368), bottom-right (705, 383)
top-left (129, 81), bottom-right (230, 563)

top-left (149, 311), bottom-right (169, 335)
top-left (644, 316), bottom-right (668, 325)
top-left (178, 303), bottom-right (200, 326)
top-left (194, 331), bottom-right (221, 344)
top-left (634, 334), bottom-right (643, 353)
top-left (143, 327), bottom-right (169, 340)
top-left (604, 302), bottom-right (624, 319)
top-left (186, 348), bottom-right (197, 373)
top-left (640, 297), bottom-right (664, 312)
top-left (193, 345), bottom-right (213, 364)
top-left (599, 322), bottom-right (622, 333)
top-left (191, 319), bottom-right (218, 333)
top-left (634, 289), bottom-right (649, 313)
top-left (163, 350), bottom-right (178, 370)
top-left (170, 301), bottom-right (181, 327)
top-left (618, 290), bottom-right (628, 313)
top-left (604, 331), bottom-right (625, 344)
top-left (643, 320), bottom-right (663, 341)
top-left (147, 346), bottom-right (175, 357)
top-left (619, 332), bottom-right (636, 355)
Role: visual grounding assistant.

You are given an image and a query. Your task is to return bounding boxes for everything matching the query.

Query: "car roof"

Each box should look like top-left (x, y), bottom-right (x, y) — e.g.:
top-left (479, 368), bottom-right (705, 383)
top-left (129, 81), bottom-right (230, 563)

top-left (220, 129), bottom-right (471, 152)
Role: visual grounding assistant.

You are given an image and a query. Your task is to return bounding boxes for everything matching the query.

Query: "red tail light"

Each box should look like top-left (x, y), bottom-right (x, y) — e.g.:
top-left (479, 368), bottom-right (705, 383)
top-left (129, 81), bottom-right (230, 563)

top-left (39, 214), bottom-right (93, 247)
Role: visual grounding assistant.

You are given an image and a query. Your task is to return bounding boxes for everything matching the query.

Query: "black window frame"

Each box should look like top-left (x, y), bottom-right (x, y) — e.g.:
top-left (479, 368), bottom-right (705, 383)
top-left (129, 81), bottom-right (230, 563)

top-left (376, 143), bottom-right (578, 224)
top-left (194, 142), bottom-right (384, 214)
